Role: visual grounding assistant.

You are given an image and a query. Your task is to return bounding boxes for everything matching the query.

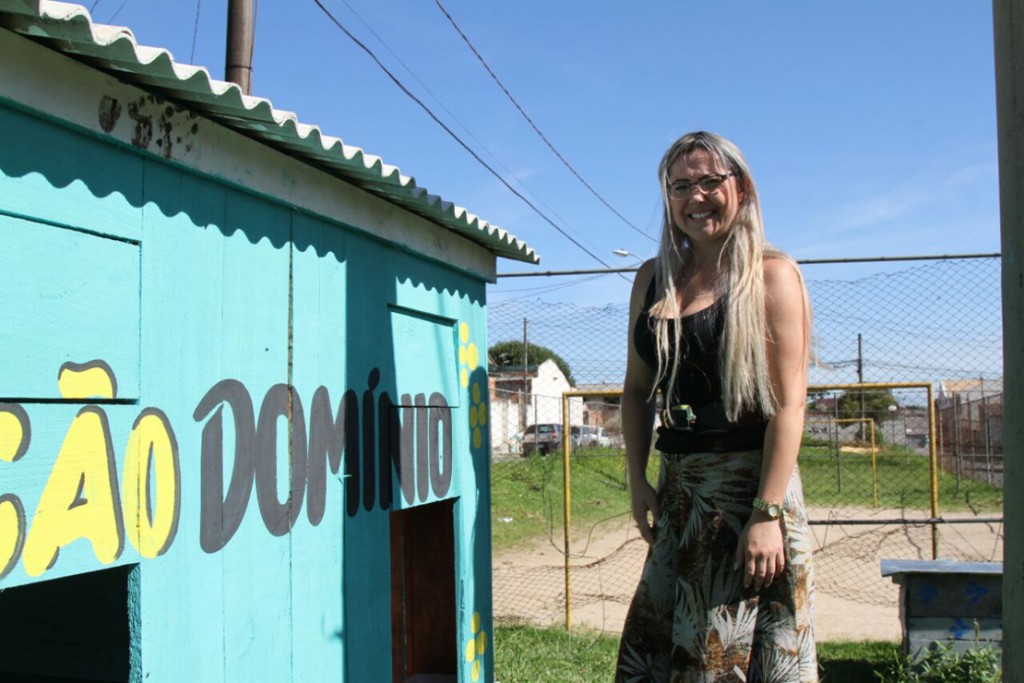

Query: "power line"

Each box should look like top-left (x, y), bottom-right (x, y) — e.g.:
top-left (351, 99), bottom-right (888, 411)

top-left (868, 361), bottom-right (1001, 376)
top-left (434, 0), bottom-right (655, 244)
top-left (490, 274), bottom-right (610, 303)
top-left (108, 0), bottom-right (129, 23)
top-left (189, 0), bottom-right (202, 63)
top-left (331, 0), bottom-right (596, 258)
top-left (311, 0), bottom-right (614, 268)
top-left (250, 0), bottom-right (259, 73)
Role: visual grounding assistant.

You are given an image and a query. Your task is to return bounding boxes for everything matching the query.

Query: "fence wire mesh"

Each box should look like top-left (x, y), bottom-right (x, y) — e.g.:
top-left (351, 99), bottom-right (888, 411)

top-left (487, 256), bottom-right (1003, 637)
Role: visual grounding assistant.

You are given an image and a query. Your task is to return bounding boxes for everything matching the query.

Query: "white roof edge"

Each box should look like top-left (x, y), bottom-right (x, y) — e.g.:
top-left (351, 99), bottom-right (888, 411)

top-left (0, 0), bottom-right (540, 264)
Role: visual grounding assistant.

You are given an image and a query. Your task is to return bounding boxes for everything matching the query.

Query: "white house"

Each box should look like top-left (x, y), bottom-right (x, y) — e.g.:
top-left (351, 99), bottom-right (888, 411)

top-left (489, 359), bottom-right (584, 455)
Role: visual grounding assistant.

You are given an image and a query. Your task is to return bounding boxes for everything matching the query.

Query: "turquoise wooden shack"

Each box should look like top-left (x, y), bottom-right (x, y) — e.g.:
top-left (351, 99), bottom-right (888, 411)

top-left (0, 2), bottom-right (537, 681)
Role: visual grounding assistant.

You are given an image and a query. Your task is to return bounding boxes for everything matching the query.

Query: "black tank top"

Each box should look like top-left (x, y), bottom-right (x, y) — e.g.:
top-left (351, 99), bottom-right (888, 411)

top-left (633, 276), bottom-right (768, 453)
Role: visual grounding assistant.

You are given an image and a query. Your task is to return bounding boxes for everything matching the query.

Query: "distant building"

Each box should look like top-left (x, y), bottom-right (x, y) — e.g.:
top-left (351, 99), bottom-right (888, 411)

top-left (574, 383), bottom-right (624, 438)
top-left (489, 360), bottom-right (583, 454)
top-left (936, 377), bottom-right (1003, 485)
top-left (938, 378), bottom-right (1004, 406)
top-left (808, 394), bottom-right (838, 412)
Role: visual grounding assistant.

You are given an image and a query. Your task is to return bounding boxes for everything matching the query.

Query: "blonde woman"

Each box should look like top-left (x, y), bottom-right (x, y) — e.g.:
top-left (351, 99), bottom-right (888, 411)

top-left (616, 132), bottom-right (817, 682)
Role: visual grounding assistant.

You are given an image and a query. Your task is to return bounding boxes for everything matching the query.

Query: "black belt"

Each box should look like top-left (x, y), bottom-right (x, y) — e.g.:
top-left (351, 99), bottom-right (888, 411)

top-left (661, 400), bottom-right (733, 432)
top-left (656, 400), bottom-right (767, 453)
top-left (654, 422), bottom-right (768, 454)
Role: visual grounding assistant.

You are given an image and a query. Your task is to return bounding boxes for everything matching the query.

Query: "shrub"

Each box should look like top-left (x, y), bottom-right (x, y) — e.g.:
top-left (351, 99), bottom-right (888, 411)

top-left (876, 641), bottom-right (1001, 683)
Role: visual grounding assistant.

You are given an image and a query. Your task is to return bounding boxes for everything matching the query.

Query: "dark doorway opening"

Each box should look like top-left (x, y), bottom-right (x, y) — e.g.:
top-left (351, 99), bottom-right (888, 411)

top-left (390, 499), bottom-right (457, 683)
top-left (0, 565), bottom-right (135, 682)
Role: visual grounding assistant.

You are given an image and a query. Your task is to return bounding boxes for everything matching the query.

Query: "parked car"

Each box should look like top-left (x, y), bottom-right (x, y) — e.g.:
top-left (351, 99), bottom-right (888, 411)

top-left (521, 423), bottom-right (564, 456)
top-left (573, 425), bottom-right (611, 448)
top-left (588, 426), bottom-right (612, 448)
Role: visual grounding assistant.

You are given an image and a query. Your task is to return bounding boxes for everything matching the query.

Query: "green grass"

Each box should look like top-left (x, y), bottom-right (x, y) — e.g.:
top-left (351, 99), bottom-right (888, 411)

top-left (818, 640), bottom-right (902, 682)
top-left (491, 445), bottom-right (1001, 554)
top-left (493, 622), bottom-right (620, 683)
top-left (491, 454), bottom-right (563, 551)
top-left (493, 624), bottom-right (898, 682)
top-left (490, 449), bottom-right (655, 553)
top-left (800, 447), bottom-right (1002, 512)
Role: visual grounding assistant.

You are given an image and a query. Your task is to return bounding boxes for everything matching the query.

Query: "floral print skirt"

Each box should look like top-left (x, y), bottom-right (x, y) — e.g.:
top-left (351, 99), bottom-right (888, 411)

top-left (616, 450), bottom-right (818, 682)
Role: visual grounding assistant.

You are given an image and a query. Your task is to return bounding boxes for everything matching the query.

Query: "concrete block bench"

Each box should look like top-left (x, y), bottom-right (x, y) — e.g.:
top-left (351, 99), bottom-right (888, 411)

top-left (881, 559), bottom-right (1002, 658)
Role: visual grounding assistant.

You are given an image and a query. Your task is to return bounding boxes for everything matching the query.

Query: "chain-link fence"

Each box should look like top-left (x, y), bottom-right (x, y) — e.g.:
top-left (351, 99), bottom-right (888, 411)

top-left (488, 255), bottom-right (1004, 638)
top-left (938, 388), bottom-right (1003, 489)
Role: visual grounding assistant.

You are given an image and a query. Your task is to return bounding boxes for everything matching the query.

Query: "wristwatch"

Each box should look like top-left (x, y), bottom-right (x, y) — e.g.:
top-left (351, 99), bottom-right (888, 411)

top-left (752, 497), bottom-right (782, 521)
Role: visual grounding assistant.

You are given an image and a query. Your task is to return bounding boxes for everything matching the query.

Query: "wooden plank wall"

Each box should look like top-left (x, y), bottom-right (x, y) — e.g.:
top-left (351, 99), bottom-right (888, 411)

top-left (0, 92), bottom-right (493, 682)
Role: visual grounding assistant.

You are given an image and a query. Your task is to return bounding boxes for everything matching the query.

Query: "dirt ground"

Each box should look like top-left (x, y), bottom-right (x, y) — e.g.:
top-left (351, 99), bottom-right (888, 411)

top-left (492, 505), bottom-right (1003, 642)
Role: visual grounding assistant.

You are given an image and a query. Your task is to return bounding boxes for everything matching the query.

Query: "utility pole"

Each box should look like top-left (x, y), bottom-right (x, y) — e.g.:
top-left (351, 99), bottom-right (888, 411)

top-left (857, 333), bottom-right (865, 441)
top-left (856, 333), bottom-right (864, 384)
top-left (993, 0), bottom-right (1024, 676)
top-left (522, 319), bottom-right (528, 431)
top-left (225, 0), bottom-right (255, 94)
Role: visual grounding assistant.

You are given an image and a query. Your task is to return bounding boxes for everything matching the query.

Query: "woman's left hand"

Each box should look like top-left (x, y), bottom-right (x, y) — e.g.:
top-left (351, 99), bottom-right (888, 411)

top-left (734, 516), bottom-right (785, 592)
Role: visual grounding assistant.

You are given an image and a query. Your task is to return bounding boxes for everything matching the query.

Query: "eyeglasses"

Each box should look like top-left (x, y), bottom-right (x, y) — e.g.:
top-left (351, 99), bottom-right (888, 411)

top-left (667, 173), bottom-right (734, 200)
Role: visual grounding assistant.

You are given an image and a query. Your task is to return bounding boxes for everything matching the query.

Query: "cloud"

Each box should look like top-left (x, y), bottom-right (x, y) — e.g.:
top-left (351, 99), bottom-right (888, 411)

top-left (802, 159), bottom-right (995, 243)
top-left (944, 162), bottom-right (997, 187)
top-left (823, 185), bottom-right (931, 235)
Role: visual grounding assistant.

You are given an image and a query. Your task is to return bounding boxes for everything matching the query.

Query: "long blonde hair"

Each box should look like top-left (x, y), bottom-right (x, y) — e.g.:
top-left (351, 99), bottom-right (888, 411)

top-left (650, 131), bottom-right (808, 422)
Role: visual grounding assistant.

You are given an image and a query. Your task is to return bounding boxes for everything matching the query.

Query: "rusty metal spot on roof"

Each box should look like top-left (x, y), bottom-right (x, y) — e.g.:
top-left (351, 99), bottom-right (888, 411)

top-left (98, 95), bottom-right (121, 133)
top-left (122, 96), bottom-right (198, 158)
top-left (126, 98), bottom-right (153, 149)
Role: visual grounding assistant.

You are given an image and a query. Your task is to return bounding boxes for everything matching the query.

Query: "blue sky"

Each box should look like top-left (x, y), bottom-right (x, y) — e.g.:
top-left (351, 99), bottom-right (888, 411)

top-left (92, 1), bottom-right (999, 307)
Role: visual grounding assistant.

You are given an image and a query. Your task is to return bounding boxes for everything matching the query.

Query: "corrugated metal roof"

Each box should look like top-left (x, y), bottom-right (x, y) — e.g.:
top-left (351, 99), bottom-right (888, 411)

top-left (0, 0), bottom-right (539, 264)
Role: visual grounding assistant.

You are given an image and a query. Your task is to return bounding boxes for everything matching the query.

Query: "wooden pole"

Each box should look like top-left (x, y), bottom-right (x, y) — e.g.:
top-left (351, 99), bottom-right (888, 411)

top-left (857, 333), bottom-right (866, 442)
top-left (993, 0), bottom-right (1024, 676)
top-left (225, 0), bottom-right (254, 94)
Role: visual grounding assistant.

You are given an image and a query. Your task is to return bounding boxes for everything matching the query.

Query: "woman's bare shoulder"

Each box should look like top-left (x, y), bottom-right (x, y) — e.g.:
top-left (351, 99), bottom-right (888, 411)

top-left (763, 255), bottom-right (808, 328)
top-left (763, 255), bottom-right (802, 289)
top-left (637, 257), bottom-right (657, 281)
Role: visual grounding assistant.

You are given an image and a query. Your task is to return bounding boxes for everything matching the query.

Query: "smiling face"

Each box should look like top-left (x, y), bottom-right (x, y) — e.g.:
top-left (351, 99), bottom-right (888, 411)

top-left (666, 148), bottom-right (745, 255)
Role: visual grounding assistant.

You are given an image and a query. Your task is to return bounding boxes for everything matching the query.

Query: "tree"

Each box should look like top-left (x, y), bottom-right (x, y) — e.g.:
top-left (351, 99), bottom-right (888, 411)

top-left (488, 340), bottom-right (576, 387)
top-left (836, 389), bottom-right (899, 432)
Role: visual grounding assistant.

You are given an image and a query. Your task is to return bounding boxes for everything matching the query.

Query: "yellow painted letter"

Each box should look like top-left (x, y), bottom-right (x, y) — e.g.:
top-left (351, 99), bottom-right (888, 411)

top-left (0, 493), bottom-right (26, 579)
top-left (22, 407), bottom-right (124, 576)
top-left (123, 409), bottom-right (181, 558)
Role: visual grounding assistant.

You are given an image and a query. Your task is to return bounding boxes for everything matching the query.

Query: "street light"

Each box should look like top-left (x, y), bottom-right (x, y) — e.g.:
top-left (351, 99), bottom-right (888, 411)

top-left (613, 249), bottom-right (645, 265)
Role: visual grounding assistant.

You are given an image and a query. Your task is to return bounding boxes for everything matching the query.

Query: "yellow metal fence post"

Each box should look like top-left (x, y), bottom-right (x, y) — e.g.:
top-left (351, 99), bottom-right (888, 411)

top-left (927, 383), bottom-right (939, 559)
top-left (561, 393), bottom-right (572, 630)
top-left (559, 388), bottom-right (631, 631)
top-left (870, 419), bottom-right (879, 508)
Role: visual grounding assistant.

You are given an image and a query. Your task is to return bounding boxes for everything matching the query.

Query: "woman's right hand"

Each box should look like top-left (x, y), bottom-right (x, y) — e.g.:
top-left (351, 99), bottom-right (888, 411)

top-left (630, 478), bottom-right (660, 544)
